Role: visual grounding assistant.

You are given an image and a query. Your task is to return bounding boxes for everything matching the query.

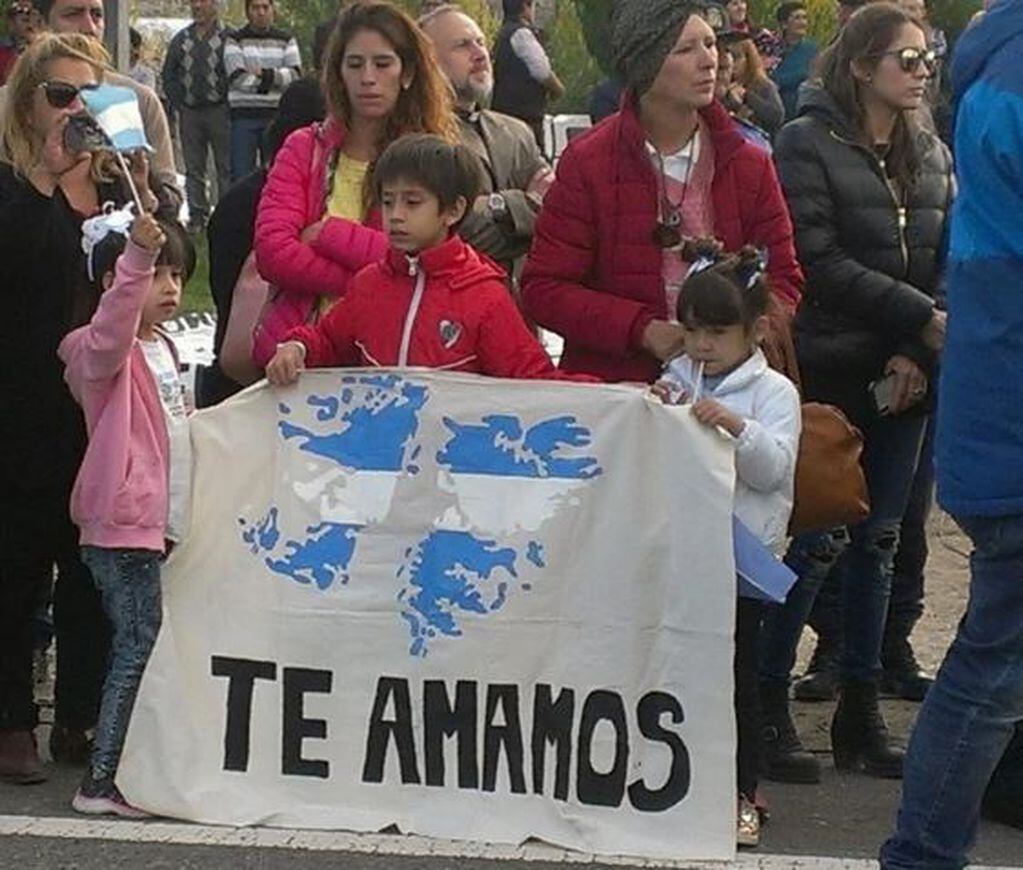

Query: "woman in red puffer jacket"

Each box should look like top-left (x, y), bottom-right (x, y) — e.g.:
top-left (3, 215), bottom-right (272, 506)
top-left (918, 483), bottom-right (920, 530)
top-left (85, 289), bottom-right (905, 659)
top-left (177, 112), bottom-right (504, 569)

top-left (521, 2), bottom-right (802, 385)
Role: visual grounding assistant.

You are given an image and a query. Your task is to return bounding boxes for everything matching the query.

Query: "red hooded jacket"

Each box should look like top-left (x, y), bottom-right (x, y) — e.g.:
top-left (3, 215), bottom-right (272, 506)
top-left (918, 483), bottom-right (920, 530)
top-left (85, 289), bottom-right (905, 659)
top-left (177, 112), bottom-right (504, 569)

top-left (285, 235), bottom-right (590, 382)
top-left (521, 97), bottom-right (802, 384)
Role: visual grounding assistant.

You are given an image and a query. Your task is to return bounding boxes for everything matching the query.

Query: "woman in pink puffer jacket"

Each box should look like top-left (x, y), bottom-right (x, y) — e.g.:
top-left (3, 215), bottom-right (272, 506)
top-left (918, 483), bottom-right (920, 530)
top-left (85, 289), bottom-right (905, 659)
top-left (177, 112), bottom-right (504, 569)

top-left (252, 1), bottom-right (457, 365)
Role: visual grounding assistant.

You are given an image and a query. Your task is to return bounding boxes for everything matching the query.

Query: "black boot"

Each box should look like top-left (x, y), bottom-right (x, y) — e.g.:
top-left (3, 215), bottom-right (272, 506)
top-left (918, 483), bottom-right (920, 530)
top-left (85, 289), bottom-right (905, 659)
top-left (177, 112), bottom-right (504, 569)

top-left (831, 680), bottom-right (904, 778)
top-left (793, 638), bottom-right (840, 702)
top-left (880, 636), bottom-right (933, 702)
top-left (760, 680), bottom-right (821, 784)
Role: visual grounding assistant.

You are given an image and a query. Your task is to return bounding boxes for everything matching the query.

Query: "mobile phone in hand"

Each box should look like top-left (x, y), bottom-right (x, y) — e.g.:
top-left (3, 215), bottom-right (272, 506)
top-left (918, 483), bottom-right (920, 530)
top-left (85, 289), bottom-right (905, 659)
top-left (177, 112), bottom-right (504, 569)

top-left (869, 373), bottom-right (896, 416)
top-left (64, 113), bottom-right (109, 154)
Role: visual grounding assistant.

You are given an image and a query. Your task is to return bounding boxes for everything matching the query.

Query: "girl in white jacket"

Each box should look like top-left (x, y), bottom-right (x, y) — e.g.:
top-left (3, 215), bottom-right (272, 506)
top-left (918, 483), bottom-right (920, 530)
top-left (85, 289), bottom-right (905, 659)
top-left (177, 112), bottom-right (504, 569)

top-left (655, 246), bottom-right (801, 849)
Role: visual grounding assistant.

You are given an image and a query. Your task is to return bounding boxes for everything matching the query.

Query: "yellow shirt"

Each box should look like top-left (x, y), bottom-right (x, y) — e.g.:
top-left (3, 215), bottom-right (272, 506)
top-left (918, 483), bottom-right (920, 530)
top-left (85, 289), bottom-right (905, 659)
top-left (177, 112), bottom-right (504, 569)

top-left (321, 155), bottom-right (371, 313)
top-left (327, 154), bottom-right (370, 221)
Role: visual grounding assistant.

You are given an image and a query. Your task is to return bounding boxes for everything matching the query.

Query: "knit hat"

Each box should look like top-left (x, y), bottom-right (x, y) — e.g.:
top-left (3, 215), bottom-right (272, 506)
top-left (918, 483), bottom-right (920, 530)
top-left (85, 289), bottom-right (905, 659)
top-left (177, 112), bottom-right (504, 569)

top-left (611, 0), bottom-right (717, 94)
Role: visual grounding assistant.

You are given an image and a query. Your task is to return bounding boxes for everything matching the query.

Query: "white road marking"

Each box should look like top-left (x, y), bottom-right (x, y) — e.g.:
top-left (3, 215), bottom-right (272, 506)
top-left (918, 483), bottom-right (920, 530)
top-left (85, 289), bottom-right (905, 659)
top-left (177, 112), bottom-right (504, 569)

top-left (0, 814), bottom-right (1016, 869)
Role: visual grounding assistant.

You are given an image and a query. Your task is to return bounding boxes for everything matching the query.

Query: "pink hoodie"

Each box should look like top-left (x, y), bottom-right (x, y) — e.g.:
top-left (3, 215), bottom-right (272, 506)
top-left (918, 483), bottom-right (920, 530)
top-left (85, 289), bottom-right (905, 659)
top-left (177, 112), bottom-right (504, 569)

top-left (253, 118), bottom-right (389, 366)
top-left (58, 242), bottom-right (174, 553)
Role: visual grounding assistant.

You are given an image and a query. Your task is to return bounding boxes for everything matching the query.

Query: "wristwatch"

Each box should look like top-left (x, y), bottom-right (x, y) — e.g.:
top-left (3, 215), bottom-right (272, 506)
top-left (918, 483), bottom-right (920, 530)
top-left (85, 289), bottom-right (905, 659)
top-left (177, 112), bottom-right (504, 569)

top-left (487, 192), bottom-right (509, 223)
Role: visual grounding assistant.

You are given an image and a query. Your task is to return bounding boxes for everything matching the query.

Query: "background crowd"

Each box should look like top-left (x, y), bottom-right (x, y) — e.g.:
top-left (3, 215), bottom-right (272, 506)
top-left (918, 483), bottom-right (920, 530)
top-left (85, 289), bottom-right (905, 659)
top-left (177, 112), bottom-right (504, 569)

top-left (0, 0), bottom-right (1020, 868)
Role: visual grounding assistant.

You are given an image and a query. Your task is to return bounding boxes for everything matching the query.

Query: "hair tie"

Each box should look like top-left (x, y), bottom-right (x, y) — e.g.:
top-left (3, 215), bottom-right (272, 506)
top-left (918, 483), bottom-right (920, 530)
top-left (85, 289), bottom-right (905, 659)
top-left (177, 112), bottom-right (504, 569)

top-left (742, 248), bottom-right (769, 291)
top-left (684, 255), bottom-right (718, 282)
top-left (81, 202), bottom-right (135, 282)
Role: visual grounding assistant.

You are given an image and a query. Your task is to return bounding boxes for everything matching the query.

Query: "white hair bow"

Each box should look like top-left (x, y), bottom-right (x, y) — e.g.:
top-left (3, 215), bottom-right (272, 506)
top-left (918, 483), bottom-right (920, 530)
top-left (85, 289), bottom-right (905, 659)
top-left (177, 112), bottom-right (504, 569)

top-left (81, 202), bottom-right (136, 281)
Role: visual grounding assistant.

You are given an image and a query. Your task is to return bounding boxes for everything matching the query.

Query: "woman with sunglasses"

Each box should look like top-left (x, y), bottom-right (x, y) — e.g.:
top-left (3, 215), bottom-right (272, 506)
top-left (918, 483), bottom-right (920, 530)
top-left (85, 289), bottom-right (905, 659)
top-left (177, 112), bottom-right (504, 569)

top-left (759, 3), bottom-right (952, 783)
top-left (0, 32), bottom-right (115, 784)
top-left (521, 0), bottom-right (802, 388)
top-left (252, 1), bottom-right (456, 367)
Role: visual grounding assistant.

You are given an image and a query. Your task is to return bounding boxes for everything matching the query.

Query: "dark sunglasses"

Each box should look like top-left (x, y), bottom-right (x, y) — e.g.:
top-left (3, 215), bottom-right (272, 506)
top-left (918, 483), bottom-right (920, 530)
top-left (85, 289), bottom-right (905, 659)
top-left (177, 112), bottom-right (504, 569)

top-left (885, 47), bottom-right (938, 75)
top-left (39, 80), bottom-right (96, 109)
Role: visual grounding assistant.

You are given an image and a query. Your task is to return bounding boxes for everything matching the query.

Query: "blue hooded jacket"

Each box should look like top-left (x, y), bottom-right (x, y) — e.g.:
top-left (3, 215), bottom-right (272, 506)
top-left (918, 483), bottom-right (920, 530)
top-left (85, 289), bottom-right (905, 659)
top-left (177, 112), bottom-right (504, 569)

top-left (936, 0), bottom-right (1023, 517)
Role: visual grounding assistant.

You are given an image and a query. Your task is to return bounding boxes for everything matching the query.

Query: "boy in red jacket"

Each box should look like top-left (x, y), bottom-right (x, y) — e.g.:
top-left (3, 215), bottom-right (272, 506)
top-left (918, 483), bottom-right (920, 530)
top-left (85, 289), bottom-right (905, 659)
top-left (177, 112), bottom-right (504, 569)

top-left (266, 134), bottom-right (588, 384)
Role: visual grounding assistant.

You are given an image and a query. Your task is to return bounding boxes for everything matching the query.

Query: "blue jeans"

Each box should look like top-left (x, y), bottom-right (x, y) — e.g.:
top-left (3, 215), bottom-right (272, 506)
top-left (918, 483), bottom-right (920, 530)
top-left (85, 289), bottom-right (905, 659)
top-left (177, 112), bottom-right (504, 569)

top-left (761, 411), bottom-right (926, 683)
top-left (886, 414), bottom-right (935, 644)
top-left (987, 721), bottom-right (1023, 806)
top-left (881, 514), bottom-right (1023, 869)
top-left (784, 415), bottom-right (936, 668)
top-left (230, 114), bottom-right (269, 182)
top-left (81, 547), bottom-right (162, 780)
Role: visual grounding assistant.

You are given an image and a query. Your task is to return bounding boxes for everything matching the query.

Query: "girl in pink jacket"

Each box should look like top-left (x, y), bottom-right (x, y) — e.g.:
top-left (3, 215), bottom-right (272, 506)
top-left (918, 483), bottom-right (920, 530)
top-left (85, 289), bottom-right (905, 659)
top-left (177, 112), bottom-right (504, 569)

top-left (58, 209), bottom-right (196, 818)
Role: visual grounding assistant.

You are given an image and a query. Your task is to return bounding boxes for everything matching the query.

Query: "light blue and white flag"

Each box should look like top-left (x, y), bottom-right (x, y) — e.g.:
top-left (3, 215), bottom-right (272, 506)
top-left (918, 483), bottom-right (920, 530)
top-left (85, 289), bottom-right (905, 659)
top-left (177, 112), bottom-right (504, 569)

top-left (80, 84), bottom-right (151, 153)
top-left (734, 515), bottom-right (797, 603)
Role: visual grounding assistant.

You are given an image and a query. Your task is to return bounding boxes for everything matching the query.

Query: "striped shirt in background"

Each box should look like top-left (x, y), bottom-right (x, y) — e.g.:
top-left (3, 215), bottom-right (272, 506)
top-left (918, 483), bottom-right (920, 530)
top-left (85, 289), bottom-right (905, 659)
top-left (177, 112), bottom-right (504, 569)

top-left (224, 24), bottom-right (302, 116)
top-left (162, 22), bottom-right (229, 109)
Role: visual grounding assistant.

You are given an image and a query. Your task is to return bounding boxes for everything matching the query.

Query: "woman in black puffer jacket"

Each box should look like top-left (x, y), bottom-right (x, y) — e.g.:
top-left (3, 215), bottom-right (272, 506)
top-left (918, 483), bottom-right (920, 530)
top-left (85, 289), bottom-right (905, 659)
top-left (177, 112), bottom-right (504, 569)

top-left (759, 3), bottom-right (952, 783)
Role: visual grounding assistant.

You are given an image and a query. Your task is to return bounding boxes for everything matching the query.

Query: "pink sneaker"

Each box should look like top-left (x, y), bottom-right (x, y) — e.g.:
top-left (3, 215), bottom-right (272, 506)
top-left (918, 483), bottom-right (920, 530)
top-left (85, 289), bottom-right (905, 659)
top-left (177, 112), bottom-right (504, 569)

top-left (72, 773), bottom-right (150, 818)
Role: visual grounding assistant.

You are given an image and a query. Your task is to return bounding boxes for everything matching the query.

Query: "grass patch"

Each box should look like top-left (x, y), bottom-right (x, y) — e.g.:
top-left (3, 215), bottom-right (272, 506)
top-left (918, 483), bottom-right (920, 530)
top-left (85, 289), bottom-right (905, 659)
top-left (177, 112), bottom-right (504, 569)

top-left (182, 231), bottom-right (214, 314)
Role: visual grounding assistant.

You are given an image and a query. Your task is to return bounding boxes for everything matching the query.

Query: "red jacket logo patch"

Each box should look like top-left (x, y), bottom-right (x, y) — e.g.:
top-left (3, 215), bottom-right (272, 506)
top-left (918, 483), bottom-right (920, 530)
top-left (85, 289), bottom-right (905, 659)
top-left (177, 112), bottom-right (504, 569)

top-left (439, 319), bottom-right (462, 349)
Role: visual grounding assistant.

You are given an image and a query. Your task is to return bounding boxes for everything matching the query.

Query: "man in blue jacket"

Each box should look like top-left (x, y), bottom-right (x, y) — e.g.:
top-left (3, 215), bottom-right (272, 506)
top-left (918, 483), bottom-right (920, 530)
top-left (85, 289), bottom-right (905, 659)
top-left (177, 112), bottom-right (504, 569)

top-left (881, 2), bottom-right (1023, 867)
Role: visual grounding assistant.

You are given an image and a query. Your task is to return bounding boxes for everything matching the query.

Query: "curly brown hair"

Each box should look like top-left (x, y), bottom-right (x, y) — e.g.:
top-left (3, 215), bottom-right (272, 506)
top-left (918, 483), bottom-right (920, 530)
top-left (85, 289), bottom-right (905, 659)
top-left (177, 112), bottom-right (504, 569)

top-left (321, 2), bottom-right (457, 203)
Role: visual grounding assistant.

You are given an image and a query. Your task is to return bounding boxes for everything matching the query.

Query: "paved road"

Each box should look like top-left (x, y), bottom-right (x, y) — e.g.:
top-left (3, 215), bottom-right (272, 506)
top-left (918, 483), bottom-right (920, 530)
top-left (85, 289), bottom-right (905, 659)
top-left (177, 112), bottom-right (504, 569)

top-left (2, 743), bottom-right (1020, 869)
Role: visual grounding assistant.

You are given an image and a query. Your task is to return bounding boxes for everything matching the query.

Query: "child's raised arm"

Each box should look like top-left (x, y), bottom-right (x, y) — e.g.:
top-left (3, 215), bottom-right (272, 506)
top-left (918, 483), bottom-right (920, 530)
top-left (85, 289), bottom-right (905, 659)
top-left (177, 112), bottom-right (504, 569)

top-left (58, 215), bottom-right (163, 385)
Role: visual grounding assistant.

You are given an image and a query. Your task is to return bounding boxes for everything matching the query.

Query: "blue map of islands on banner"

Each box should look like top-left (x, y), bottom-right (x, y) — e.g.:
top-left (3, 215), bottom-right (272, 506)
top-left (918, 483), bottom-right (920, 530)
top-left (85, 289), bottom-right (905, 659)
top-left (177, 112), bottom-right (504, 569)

top-left (238, 374), bottom-right (602, 656)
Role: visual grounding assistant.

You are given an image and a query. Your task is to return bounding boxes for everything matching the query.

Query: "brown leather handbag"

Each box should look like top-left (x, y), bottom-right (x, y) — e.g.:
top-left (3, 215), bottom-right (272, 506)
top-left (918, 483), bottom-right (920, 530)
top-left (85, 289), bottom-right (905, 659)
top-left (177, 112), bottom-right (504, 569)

top-left (788, 403), bottom-right (871, 535)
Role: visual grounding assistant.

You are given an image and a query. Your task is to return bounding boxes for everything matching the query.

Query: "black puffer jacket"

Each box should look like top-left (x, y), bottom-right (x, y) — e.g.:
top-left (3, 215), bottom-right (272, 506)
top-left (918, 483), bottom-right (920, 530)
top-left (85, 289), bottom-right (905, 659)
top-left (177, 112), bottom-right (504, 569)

top-left (774, 87), bottom-right (952, 389)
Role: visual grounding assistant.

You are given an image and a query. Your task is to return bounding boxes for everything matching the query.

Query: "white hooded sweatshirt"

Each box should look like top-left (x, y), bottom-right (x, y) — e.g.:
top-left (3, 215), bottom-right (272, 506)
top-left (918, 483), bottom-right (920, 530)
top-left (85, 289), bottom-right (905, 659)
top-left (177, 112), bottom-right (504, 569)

top-left (664, 348), bottom-right (801, 555)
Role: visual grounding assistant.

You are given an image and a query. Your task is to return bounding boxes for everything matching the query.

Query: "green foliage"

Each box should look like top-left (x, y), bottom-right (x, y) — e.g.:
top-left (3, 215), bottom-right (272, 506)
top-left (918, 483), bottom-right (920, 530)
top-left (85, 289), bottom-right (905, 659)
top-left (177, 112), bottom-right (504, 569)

top-left (442, 0), bottom-right (500, 41)
top-left (748, 0), bottom-right (982, 43)
top-left (547, 1), bottom-right (603, 113)
top-left (182, 231), bottom-right (213, 313)
top-left (572, 0), bottom-right (614, 77)
top-left (928, 0), bottom-right (983, 40)
top-left (270, 0), bottom-right (338, 68)
top-left (268, 0), bottom-right (499, 69)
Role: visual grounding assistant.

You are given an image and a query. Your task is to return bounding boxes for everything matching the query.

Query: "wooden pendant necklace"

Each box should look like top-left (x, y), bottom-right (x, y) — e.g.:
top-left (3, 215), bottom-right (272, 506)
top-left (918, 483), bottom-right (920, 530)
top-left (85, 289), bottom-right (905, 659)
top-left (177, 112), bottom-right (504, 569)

top-left (652, 130), bottom-right (698, 250)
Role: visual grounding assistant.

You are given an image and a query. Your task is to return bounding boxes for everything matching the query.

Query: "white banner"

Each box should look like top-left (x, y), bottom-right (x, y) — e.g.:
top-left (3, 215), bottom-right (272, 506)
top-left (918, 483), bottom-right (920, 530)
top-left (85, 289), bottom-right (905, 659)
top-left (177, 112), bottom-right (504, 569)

top-left (118, 370), bottom-right (738, 862)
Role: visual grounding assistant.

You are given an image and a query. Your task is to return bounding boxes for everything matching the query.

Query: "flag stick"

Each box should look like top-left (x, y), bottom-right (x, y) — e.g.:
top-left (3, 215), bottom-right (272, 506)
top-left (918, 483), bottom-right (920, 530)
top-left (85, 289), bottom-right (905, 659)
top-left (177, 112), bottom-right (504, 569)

top-left (113, 149), bottom-right (146, 214)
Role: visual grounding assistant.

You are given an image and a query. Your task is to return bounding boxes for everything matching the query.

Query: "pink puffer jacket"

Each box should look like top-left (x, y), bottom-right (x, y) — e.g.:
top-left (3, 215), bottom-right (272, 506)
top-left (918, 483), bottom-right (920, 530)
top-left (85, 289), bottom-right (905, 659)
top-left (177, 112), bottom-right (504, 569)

top-left (253, 118), bottom-right (388, 365)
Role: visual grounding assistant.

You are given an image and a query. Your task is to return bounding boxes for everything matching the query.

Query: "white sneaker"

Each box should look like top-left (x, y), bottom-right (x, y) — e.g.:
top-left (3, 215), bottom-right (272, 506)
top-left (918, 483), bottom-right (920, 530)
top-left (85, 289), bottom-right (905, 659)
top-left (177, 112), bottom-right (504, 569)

top-left (737, 794), bottom-right (761, 848)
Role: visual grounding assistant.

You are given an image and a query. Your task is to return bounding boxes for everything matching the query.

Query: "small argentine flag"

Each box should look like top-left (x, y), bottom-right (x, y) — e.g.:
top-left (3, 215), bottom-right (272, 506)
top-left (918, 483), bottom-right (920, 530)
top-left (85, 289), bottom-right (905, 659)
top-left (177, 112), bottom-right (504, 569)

top-left (80, 84), bottom-right (151, 153)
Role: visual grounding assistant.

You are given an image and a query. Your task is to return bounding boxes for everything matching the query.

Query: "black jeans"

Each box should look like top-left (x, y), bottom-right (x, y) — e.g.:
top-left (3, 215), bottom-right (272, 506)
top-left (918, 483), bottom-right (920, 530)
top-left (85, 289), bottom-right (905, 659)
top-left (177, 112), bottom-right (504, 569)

top-left (0, 481), bottom-right (107, 732)
top-left (736, 597), bottom-right (764, 798)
